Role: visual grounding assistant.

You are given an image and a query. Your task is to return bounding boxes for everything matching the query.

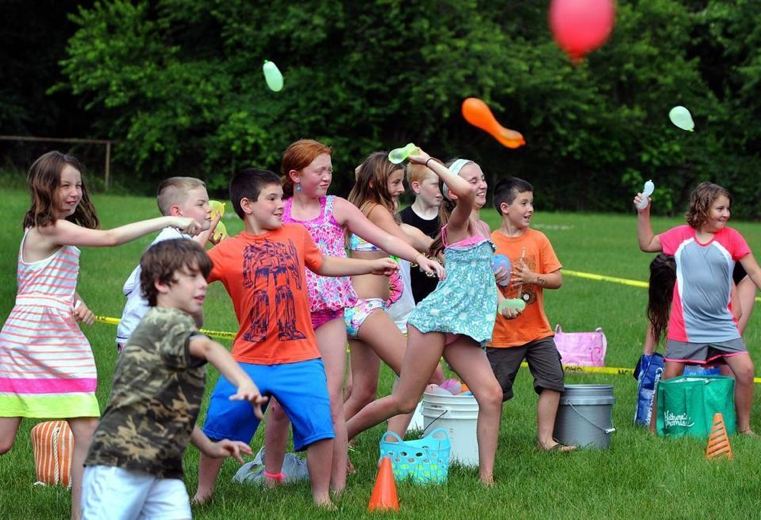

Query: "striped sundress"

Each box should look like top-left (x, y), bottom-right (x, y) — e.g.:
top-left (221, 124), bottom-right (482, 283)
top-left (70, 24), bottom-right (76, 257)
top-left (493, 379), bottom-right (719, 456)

top-left (0, 230), bottom-right (99, 418)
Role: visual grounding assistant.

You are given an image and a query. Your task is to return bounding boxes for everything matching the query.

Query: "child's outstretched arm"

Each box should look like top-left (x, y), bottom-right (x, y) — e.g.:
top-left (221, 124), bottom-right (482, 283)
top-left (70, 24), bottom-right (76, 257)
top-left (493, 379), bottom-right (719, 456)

top-left (410, 151), bottom-right (473, 200)
top-left (40, 216), bottom-right (202, 248)
top-left (340, 197), bottom-right (431, 251)
top-left (409, 150), bottom-right (475, 236)
top-left (192, 213), bottom-right (223, 248)
top-left (400, 223), bottom-right (434, 251)
top-left (334, 198), bottom-right (444, 278)
top-left (316, 256), bottom-right (399, 278)
top-left (634, 194), bottom-right (662, 252)
top-left (188, 336), bottom-right (268, 418)
top-left (190, 426), bottom-right (252, 463)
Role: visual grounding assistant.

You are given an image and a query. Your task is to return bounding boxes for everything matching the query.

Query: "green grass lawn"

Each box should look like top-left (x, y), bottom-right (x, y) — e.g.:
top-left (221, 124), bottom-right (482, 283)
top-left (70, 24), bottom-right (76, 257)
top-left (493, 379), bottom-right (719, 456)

top-left (2, 189), bottom-right (761, 518)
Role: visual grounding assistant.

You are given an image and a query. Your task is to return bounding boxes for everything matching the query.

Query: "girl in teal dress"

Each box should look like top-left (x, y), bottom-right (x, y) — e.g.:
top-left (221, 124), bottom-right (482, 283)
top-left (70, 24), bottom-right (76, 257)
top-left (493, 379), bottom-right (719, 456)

top-left (346, 153), bottom-right (503, 485)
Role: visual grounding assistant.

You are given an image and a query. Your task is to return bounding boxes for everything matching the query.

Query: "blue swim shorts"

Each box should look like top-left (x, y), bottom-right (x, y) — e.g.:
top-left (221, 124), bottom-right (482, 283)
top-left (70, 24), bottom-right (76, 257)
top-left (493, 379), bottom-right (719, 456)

top-left (202, 358), bottom-right (334, 451)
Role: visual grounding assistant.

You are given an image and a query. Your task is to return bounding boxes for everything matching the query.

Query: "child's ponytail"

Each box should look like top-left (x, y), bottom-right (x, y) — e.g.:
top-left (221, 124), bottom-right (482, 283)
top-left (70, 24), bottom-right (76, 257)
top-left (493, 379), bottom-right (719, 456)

top-left (647, 253), bottom-right (676, 344)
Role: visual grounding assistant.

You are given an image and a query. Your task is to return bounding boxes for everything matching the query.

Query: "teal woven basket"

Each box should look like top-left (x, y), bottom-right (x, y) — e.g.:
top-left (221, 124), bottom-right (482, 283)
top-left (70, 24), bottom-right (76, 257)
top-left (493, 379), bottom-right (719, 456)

top-left (378, 428), bottom-right (450, 484)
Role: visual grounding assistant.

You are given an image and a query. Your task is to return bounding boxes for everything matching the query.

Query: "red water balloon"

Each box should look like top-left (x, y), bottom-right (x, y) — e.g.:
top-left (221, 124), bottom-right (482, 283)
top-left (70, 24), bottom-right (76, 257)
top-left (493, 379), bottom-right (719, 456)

top-left (549, 0), bottom-right (616, 62)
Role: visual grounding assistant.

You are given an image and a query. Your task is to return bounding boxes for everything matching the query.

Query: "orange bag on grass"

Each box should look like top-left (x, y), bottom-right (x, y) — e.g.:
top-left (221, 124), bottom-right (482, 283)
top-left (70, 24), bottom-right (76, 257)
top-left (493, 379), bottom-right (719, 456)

top-left (30, 420), bottom-right (73, 487)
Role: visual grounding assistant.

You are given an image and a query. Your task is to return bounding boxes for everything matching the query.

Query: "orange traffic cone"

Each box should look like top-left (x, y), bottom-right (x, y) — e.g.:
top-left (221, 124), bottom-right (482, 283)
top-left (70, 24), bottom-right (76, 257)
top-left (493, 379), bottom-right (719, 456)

top-left (705, 412), bottom-right (734, 460)
top-left (368, 456), bottom-right (399, 512)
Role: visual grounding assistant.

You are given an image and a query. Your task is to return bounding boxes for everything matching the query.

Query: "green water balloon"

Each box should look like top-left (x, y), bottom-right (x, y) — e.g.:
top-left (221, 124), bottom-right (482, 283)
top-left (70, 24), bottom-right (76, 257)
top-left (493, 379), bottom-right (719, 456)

top-left (669, 106), bottom-right (694, 132)
top-left (498, 298), bottom-right (526, 314)
top-left (388, 143), bottom-right (419, 164)
top-left (262, 60), bottom-right (283, 92)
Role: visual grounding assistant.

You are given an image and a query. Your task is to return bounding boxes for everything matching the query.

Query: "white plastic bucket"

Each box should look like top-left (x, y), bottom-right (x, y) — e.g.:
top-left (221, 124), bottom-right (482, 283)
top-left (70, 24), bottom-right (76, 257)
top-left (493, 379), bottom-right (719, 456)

top-left (405, 401), bottom-right (425, 434)
top-left (421, 392), bottom-right (479, 467)
top-left (553, 384), bottom-right (616, 449)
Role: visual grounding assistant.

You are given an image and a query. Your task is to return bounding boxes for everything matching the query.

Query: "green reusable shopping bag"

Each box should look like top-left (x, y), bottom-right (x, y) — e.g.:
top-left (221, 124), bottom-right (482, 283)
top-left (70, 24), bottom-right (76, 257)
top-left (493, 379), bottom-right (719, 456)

top-left (656, 375), bottom-right (736, 438)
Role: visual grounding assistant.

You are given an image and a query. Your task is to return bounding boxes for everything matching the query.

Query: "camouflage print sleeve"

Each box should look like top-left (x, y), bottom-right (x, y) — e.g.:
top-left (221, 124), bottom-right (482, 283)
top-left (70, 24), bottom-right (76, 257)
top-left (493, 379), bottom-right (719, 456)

top-left (154, 309), bottom-right (204, 370)
top-left (184, 333), bottom-right (212, 369)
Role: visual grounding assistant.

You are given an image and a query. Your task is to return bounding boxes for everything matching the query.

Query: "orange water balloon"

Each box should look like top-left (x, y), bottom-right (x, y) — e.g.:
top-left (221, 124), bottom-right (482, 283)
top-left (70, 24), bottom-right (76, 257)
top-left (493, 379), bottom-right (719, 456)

top-left (461, 98), bottom-right (525, 149)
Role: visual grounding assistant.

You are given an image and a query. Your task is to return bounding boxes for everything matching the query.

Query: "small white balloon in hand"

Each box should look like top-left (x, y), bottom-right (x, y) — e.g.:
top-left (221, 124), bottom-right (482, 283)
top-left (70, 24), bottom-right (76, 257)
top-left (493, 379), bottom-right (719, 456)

top-left (635, 179), bottom-right (655, 210)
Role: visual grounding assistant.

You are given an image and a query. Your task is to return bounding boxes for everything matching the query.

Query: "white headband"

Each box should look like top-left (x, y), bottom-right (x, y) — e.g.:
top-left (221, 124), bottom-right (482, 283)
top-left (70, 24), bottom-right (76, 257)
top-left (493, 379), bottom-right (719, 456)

top-left (442, 158), bottom-right (474, 199)
top-left (448, 158), bottom-right (473, 177)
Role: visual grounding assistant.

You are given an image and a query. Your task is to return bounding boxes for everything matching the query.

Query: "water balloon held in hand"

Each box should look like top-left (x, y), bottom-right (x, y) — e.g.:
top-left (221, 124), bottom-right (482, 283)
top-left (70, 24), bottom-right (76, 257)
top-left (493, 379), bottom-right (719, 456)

top-left (669, 106), bottom-right (694, 132)
top-left (212, 222), bottom-right (228, 242)
top-left (388, 143), bottom-right (419, 165)
top-left (262, 60), bottom-right (284, 92)
top-left (209, 200), bottom-right (229, 241)
top-left (209, 200), bottom-right (226, 219)
top-left (499, 298), bottom-right (526, 314)
top-left (635, 180), bottom-right (655, 210)
top-left (492, 254), bottom-right (512, 286)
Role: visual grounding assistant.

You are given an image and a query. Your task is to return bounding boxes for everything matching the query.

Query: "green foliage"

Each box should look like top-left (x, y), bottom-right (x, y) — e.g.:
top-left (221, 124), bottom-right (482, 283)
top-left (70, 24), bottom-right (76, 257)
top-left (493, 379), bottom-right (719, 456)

top-left (52, 0), bottom-right (761, 216)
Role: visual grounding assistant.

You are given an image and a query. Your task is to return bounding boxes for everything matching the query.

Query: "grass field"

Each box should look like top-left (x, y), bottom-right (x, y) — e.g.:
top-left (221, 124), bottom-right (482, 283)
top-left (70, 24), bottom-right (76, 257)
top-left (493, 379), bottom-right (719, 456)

top-left (2, 188), bottom-right (761, 519)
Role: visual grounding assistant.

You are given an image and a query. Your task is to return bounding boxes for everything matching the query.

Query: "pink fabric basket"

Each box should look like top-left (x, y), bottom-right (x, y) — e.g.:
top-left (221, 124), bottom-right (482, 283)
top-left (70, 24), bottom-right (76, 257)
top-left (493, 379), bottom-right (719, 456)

top-left (554, 324), bottom-right (607, 367)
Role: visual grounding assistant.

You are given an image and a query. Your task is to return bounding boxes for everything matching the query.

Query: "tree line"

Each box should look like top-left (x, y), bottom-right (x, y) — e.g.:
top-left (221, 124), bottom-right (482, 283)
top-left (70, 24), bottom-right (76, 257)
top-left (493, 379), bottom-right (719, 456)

top-left (2, 0), bottom-right (759, 217)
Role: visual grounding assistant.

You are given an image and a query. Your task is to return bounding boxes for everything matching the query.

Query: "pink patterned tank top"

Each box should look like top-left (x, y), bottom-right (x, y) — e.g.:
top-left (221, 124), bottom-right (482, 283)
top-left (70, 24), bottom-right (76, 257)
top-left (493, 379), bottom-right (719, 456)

top-left (283, 196), bottom-right (358, 313)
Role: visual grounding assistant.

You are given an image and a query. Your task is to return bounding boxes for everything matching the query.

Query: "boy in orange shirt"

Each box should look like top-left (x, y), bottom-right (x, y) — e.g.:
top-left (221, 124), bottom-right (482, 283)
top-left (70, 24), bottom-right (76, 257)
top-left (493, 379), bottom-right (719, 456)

top-left (193, 168), bottom-right (397, 508)
top-left (488, 177), bottom-right (575, 452)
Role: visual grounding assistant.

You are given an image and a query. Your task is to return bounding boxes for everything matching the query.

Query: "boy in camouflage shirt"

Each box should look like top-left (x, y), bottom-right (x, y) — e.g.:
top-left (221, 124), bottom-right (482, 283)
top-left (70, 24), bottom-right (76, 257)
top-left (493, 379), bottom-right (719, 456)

top-left (82, 239), bottom-right (266, 519)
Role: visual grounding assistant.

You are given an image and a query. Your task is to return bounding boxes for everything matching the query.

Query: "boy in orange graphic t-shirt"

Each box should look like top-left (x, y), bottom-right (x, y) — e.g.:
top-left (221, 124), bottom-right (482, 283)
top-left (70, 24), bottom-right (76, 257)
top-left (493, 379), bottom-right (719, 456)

top-left (194, 168), bottom-right (397, 508)
top-left (488, 177), bottom-right (575, 453)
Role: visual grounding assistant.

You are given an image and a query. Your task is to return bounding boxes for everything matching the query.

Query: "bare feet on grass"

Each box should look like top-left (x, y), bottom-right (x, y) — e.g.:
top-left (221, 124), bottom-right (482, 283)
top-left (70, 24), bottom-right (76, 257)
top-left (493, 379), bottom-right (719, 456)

top-left (537, 438), bottom-right (577, 452)
top-left (191, 491), bottom-right (212, 506)
top-left (315, 496), bottom-right (337, 511)
top-left (480, 474), bottom-right (495, 487)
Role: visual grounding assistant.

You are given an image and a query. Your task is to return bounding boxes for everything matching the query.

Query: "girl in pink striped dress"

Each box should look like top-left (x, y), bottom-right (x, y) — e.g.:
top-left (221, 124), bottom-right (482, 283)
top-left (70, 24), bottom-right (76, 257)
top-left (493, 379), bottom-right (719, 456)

top-left (0, 151), bottom-right (201, 519)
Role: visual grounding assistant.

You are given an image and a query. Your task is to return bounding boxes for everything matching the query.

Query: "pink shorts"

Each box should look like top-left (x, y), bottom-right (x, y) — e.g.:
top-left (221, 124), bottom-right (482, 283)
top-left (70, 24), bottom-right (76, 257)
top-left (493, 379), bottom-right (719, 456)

top-left (310, 309), bottom-right (344, 330)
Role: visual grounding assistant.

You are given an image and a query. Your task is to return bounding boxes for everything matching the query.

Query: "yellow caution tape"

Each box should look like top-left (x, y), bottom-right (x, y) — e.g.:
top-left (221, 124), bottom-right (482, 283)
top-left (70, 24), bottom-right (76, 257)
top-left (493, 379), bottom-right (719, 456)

top-left (564, 269), bottom-right (649, 289)
top-left (564, 269), bottom-right (761, 302)
top-left (95, 315), bottom-right (236, 340)
top-left (522, 362), bottom-right (761, 384)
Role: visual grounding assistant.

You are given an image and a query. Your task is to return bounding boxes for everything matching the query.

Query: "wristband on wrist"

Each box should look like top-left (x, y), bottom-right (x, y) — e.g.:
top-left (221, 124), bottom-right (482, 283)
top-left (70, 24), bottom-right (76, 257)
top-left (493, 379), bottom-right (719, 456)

top-left (425, 157), bottom-right (434, 169)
